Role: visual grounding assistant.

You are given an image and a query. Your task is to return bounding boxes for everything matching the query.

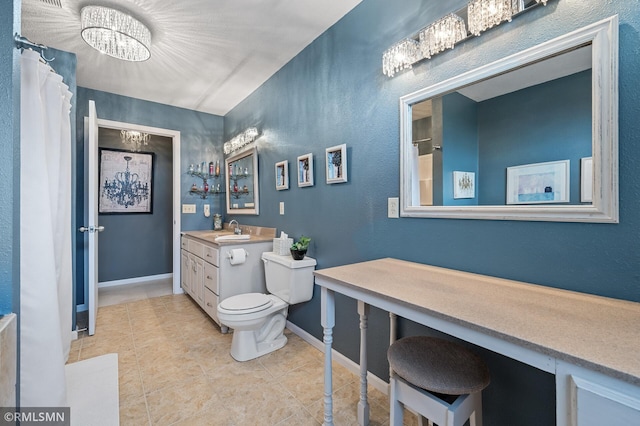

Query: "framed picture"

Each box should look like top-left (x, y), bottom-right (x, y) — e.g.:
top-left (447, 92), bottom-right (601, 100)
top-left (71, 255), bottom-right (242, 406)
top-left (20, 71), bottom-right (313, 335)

top-left (297, 153), bottom-right (314, 187)
top-left (99, 148), bottom-right (154, 214)
top-left (506, 160), bottom-right (570, 204)
top-left (581, 157), bottom-right (593, 203)
top-left (326, 144), bottom-right (348, 184)
top-left (453, 171), bottom-right (475, 199)
top-left (275, 160), bottom-right (289, 191)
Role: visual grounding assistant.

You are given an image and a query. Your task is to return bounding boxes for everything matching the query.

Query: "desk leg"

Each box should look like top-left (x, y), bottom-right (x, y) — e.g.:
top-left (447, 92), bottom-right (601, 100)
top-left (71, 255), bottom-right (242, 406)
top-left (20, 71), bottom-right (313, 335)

top-left (358, 300), bottom-right (370, 426)
top-left (321, 287), bottom-right (335, 426)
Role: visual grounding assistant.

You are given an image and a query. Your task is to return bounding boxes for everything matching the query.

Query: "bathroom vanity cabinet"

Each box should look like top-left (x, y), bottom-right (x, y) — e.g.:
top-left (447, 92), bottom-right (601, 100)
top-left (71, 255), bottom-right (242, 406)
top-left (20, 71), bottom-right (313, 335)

top-left (180, 229), bottom-right (275, 330)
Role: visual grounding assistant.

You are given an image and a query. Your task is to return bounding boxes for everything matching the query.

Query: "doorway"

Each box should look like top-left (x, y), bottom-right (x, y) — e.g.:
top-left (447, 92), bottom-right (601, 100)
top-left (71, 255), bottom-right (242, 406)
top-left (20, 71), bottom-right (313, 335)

top-left (82, 116), bottom-right (182, 324)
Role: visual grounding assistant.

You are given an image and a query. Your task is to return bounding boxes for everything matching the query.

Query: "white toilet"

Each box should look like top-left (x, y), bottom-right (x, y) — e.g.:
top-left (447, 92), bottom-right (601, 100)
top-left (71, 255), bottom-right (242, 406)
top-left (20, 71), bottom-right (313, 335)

top-left (217, 251), bottom-right (317, 361)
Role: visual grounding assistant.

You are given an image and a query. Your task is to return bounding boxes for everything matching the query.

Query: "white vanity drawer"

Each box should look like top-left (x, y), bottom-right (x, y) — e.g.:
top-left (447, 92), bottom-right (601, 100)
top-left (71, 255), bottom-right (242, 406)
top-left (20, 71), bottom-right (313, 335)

top-left (204, 262), bottom-right (219, 294)
top-left (187, 239), bottom-right (204, 258)
top-left (203, 245), bottom-right (219, 266)
top-left (203, 287), bottom-right (219, 324)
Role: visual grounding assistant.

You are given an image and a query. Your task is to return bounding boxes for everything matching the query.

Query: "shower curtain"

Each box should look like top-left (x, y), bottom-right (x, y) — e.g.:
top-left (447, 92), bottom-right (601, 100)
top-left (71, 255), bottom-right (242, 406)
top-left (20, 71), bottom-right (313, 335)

top-left (20, 49), bottom-right (73, 407)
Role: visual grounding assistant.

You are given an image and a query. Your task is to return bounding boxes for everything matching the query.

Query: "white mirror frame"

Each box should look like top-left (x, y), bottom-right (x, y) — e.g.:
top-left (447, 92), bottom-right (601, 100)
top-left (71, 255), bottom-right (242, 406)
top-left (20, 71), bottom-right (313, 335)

top-left (400, 15), bottom-right (618, 223)
top-left (225, 147), bottom-right (260, 215)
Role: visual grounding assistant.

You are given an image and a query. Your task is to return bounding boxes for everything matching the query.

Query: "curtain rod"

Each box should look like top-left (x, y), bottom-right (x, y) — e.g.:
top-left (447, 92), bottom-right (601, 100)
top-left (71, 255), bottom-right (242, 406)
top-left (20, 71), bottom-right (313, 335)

top-left (14, 33), bottom-right (55, 62)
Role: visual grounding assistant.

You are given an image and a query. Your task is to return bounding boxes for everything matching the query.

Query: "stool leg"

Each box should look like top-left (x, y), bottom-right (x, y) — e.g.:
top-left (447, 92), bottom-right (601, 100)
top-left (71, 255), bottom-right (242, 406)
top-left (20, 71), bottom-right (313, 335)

top-left (389, 376), bottom-right (404, 426)
top-left (358, 301), bottom-right (370, 426)
top-left (470, 393), bottom-right (482, 426)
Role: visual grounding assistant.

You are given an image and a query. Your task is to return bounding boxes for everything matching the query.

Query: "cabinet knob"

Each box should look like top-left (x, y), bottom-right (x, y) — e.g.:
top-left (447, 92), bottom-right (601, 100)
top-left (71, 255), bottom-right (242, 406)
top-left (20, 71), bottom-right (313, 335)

top-left (207, 302), bottom-right (213, 307)
top-left (206, 275), bottom-right (212, 279)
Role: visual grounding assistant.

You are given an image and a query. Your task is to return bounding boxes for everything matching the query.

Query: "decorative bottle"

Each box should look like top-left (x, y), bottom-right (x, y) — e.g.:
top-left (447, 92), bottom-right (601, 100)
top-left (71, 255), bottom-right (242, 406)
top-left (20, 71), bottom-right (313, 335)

top-left (209, 161), bottom-right (214, 176)
top-left (204, 181), bottom-right (209, 193)
top-left (215, 160), bottom-right (220, 177)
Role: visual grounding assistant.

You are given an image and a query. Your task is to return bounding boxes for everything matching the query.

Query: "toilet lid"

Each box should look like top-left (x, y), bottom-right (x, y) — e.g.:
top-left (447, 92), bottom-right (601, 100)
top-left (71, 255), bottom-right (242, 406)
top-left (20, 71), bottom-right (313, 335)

top-left (219, 293), bottom-right (273, 313)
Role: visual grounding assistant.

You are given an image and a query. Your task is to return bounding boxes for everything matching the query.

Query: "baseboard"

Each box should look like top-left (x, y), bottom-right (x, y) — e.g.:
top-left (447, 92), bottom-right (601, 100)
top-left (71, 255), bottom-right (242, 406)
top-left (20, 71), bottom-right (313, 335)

top-left (286, 320), bottom-right (389, 395)
top-left (98, 273), bottom-right (173, 289)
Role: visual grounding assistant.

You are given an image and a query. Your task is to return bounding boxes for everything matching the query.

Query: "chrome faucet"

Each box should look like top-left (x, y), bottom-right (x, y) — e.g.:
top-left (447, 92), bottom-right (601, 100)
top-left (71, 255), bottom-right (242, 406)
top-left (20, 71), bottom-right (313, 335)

top-left (228, 219), bottom-right (241, 235)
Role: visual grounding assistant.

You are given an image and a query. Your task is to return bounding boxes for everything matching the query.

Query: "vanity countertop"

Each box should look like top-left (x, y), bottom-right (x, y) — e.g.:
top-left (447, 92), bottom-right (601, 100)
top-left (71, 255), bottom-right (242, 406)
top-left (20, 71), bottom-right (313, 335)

top-left (183, 225), bottom-right (276, 246)
top-left (314, 258), bottom-right (640, 386)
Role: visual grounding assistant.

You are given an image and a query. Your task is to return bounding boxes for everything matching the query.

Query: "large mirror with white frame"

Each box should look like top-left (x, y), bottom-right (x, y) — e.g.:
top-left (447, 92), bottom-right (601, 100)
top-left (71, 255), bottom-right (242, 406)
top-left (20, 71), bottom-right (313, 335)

top-left (400, 16), bottom-right (618, 222)
top-left (225, 147), bottom-right (260, 215)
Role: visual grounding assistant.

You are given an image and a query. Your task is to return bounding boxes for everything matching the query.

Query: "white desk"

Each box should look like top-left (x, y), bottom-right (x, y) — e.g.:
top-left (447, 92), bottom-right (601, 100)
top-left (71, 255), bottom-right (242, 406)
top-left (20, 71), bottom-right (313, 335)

top-left (314, 258), bottom-right (640, 426)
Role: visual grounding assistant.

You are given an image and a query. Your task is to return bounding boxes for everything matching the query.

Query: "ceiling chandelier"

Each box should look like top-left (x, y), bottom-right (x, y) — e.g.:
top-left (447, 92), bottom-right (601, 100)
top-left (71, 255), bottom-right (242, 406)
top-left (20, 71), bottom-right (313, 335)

top-left (121, 130), bottom-right (150, 152)
top-left (80, 5), bottom-right (151, 62)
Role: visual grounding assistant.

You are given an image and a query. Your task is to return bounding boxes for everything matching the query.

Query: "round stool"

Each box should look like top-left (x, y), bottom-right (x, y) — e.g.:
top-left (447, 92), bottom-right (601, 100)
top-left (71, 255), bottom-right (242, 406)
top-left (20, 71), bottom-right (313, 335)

top-left (387, 336), bottom-right (490, 426)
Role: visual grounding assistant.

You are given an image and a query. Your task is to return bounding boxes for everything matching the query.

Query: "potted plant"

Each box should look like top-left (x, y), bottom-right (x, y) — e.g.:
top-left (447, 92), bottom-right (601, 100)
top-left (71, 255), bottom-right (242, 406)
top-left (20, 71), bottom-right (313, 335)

top-left (290, 236), bottom-right (311, 260)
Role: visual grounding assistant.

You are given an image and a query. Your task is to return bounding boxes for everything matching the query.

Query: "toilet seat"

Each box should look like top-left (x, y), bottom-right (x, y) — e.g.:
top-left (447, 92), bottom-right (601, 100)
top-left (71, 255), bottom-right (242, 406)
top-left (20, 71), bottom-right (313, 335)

top-left (219, 293), bottom-right (273, 314)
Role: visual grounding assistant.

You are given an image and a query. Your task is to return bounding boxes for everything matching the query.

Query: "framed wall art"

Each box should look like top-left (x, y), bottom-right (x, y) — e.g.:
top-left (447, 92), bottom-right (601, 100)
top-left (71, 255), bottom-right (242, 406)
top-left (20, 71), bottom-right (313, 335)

top-left (275, 160), bottom-right (289, 191)
top-left (506, 160), bottom-right (570, 204)
top-left (297, 153), bottom-right (314, 187)
top-left (99, 148), bottom-right (154, 214)
top-left (581, 157), bottom-right (593, 203)
top-left (453, 171), bottom-right (475, 199)
top-left (325, 144), bottom-right (347, 184)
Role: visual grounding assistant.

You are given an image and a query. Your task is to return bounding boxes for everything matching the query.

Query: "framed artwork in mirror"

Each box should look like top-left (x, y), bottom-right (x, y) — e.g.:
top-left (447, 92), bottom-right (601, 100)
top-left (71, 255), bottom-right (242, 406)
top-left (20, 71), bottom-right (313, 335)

top-left (581, 157), bottom-right (593, 203)
top-left (297, 153), bottom-right (314, 187)
top-left (453, 171), bottom-right (475, 199)
top-left (275, 160), bottom-right (289, 190)
top-left (326, 144), bottom-right (347, 184)
top-left (99, 148), bottom-right (154, 214)
top-left (506, 160), bottom-right (570, 205)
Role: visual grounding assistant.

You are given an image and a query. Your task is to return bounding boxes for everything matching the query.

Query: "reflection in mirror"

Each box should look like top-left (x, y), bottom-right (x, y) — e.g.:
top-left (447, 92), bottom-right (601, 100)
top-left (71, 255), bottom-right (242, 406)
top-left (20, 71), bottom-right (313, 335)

top-left (225, 147), bottom-right (259, 215)
top-left (400, 16), bottom-right (618, 222)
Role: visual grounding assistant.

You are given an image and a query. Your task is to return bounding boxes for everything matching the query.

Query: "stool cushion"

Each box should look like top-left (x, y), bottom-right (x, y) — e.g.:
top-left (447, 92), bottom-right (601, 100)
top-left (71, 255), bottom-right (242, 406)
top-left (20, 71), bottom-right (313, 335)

top-left (388, 336), bottom-right (490, 395)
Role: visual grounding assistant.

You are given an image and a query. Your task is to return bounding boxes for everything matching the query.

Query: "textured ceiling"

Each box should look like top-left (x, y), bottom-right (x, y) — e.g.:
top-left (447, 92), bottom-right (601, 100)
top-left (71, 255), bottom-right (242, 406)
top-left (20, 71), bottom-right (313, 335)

top-left (21, 0), bottom-right (362, 116)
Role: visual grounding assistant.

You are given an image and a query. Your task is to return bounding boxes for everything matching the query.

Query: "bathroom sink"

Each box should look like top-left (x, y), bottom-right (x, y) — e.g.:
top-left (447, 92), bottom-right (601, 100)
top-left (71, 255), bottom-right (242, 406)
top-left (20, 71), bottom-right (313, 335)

top-left (215, 234), bottom-right (251, 241)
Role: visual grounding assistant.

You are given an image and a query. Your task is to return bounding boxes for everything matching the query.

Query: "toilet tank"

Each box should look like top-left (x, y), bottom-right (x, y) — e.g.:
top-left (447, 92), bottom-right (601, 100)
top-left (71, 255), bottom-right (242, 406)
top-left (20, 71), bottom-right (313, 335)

top-left (261, 252), bottom-right (317, 304)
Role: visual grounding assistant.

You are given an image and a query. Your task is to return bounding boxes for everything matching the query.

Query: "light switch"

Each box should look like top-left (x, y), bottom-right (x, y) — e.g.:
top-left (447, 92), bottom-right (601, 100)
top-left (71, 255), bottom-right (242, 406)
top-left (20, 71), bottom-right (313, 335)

top-left (279, 202), bottom-right (285, 215)
top-left (203, 204), bottom-right (210, 217)
top-left (182, 204), bottom-right (196, 214)
top-left (388, 198), bottom-right (399, 218)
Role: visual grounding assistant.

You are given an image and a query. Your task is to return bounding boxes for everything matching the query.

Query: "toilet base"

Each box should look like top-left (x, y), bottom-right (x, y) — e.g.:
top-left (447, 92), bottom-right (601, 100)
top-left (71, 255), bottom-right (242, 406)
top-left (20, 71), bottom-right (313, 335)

top-left (228, 311), bottom-right (288, 361)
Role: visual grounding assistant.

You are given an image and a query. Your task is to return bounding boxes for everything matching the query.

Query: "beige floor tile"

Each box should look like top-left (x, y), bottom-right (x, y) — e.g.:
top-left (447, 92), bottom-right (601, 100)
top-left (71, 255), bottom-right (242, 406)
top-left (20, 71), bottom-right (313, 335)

top-left (86, 286), bottom-right (394, 426)
top-left (220, 380), bottom-right (306, 425)
top-left (145, 375), bottom-right (220, 425)
top-left (119, 395), bottom-right (150, 426)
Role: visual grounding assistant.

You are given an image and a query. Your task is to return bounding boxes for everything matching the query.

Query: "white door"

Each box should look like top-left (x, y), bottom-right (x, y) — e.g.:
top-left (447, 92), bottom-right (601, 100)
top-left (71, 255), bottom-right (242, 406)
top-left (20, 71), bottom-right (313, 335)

top-left (81, 100), bottom-right (103, 336)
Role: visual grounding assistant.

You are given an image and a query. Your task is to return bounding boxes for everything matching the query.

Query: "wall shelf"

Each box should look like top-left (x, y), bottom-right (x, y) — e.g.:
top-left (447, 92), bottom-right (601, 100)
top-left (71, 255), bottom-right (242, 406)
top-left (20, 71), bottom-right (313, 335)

top-left (188, 170), bottom-right (222, 199)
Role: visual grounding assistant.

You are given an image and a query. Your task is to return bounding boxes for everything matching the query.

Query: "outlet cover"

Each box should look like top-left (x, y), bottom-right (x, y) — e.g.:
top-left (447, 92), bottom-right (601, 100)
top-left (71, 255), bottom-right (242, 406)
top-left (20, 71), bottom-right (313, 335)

top-left (182, 204), bottom-right (196, 214)
top-left (279, 202), bottom-right (285, 215)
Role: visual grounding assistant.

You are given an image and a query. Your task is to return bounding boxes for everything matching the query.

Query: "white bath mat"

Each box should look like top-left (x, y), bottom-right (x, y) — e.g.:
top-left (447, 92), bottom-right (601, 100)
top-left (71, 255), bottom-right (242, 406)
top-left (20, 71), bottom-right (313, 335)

top-left (65, 353), bottom-right (119, 425)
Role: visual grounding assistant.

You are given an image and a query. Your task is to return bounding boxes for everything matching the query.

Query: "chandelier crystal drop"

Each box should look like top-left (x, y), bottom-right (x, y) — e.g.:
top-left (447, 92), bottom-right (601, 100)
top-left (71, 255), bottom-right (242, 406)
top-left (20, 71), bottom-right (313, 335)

top-left (223, 128), bottom-right (259, 155)
top-left (81, 6), bottom-right (151, 62)
top-left (121, 130), bottom-right (150, 152)
top-left (467, 0), bottom-right (524, 36)
top-left (419, 14), bottom-right (467, 59)
top-left (382, 38), bottom-right (421, 78)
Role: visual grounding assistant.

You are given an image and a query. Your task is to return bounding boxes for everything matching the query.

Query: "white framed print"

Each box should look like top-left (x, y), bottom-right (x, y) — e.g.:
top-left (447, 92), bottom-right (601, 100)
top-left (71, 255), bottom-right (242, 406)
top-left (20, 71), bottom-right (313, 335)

top-left (275, 160), bottom-right (289, 191)
top-left (325, 144), bottom-right (347, 184)
top-left (581, 157), bottom-right (593, 203)
top-left (453, 171), bottom-right (475, 199)
top-left (297, 153), bottom-right (314, 187)
top-left (506, 160), bottom-right (570, 204)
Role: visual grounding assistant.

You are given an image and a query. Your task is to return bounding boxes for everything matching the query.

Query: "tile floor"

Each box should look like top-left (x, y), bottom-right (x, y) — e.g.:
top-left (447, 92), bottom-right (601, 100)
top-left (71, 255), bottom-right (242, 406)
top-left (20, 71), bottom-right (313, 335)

top-left (68, 293), bottom-right (419, 425)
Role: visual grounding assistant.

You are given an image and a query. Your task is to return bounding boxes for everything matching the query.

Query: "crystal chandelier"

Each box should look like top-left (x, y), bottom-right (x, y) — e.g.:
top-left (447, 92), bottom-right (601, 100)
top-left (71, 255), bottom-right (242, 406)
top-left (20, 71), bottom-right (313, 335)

top-left (223, 128), bottom-right (259, 155)
top-left (467, 0), bottom-right (524, 36)
top-left (80, 5), bottom-right (151, 62)
top-left (102, 156), bottom-right (149, 208)
top-left (121, 130), bottom-right (150, 152)
top-left (419, 14), bottom-right (467, 59)
top-left (382, 38), bottom-right (421, 78)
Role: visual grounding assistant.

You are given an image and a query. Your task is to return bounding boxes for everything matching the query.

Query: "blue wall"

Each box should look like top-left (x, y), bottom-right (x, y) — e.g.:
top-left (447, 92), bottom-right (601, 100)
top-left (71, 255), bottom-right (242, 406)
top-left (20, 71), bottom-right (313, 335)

top-left (224, 1), bottom-right (640, 424)
top-left (75, 88), bottom-right (224, 304)
top-left (442, 92), bottom-right (479, 205)
top-left (478, 70), bottom-right (592, 205)
top-left (0, 0), bottom-right (20, 316)
top-left (97, 129), bottom-right (173, 282)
